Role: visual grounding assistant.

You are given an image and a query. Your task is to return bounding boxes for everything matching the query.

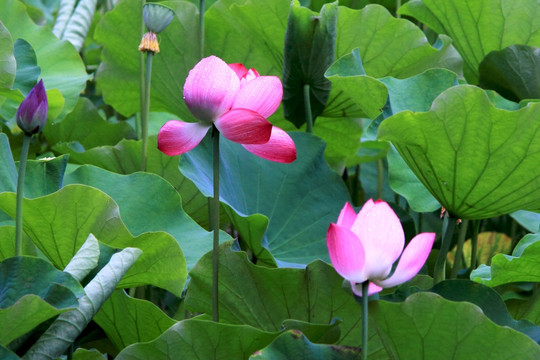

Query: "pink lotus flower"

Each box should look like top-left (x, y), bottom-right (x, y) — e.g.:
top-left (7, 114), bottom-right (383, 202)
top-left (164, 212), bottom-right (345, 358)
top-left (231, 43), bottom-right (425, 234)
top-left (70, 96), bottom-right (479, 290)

top-left (327, 199), bottom-right (436, 296)
top-left (158, 56), bottom-right (296, 163)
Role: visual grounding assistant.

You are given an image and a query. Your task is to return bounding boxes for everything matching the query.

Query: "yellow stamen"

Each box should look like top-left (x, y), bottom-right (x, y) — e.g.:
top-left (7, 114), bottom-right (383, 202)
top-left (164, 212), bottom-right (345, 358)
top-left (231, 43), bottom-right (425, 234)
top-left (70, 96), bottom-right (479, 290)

top-left (138, 32), bottom-right (160, 53)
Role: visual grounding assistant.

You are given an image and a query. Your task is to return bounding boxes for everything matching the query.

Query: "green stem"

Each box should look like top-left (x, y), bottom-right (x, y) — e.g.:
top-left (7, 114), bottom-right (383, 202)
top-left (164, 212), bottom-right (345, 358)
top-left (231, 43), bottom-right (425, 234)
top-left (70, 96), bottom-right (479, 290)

top-left (396, 0), bottom-right (402, 18)
top-left (199, 0), bottom-right (205, 59)
top-left (15, 134), bottom-right (31, 256)
top-left (433, 212), bottom-right (456, 284)
top-left (351, 164), bottom-right (361, 207)
top-left (377, 159), bottom-right (384, 200)
top-left (450, 219), bottom-right (469, 279)
top-left (137, 7), bottom-right (145, 140)
top-left (212, 126), bottom-right (220, 322)
top-left (470, 220), bottom-right (480, 269)
top-left (418, 212), bottom-right (423, 233)
top-left (361, 281), bottom-right (369, 360)
top-left (141, 52), bottom-right (153, 172)
top-left (303, 84), bottom-right (313, 133)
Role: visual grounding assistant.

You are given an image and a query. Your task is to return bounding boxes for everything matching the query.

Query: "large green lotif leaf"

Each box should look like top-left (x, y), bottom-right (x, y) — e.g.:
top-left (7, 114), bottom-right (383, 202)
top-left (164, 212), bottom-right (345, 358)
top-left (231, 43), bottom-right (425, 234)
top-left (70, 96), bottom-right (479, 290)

top-left (282, 1), bottom-right (337, 128)
top-left (370, 292), bottom-right (540, 359)
top-left (322, 48), bottom-right (387, 120)
top-left (0, 0), bottom-right (88, 120)
top-left (399, 0), bottom-right (540, 83)
top-left (0, 133), bottom-right (17, 194)
top-left (0, 22), bottom-right (16, 91)
top-left (471, 233), bottom-right (540, 288)
top-left (93, 290), bottom-right (176, 351)
top-left (45, 97), bottom-right (136, 150)
top-left (24, 247), bottom-right (142, 360)
top-left (0, 256), bottom-right (84, 345)
top-left (378, 85), bottom-right (540, 219)
top-left (431, 280), bottom-right (540, 343)
top-left (379, 68), bottom-right (458, 213)
top-left (0, 185), bottom-right (186, 296)
top-left (335, 5), bottom-right (462, 79)
top-left (185, 244), bottom-right (363, 347)
top-left (13, 39), bottom-right (41, 94)
top-left (115, 318), bottom-right (280, 359)
top-left (95, 0), bottom-right (200, 119)
top-left (54, 137), bottom-right (215, 230)
top-left (63, 164), bottom-right (228, 268)
top-left (205, 0), bottom-right (289, 76)
top-left (250, 330), bottom-right (361, 360)
top-left (478, 45), bottom-right (540, 102)
top-left (180, 132), bottom-right (350, 265)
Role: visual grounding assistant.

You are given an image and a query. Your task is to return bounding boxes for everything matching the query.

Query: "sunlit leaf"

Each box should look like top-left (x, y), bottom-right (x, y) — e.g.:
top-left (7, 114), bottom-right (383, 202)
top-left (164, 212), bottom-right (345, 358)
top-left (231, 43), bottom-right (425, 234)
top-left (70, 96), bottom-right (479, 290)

top-left (400, 0), bottom-right (540, 83)
top-left (379, 85), bottom-right (540, 219)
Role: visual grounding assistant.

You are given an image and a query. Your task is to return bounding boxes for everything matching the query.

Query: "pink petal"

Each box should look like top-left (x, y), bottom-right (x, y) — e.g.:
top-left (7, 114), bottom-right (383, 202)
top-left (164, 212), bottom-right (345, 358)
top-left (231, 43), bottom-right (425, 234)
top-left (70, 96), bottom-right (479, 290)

top-left (327, 223), bottom-right (366, 283)
top-left (232, 76), bottom-right (282, 118)
top-left (351, 199), bottom-right (405, 280)
top-left (228, 63), bottom-right (248, 79)
top-left (183, 56), bottom-right (240, 122)
top-left (157, 120), bottom-right (210, 156)
top-left (242, 126), bottom-right (296, 163)
top-left (351, 282), bottom-right (383, 297)
top-left (336, 202), bottom-right (357, 229)
top-left (375, 232), bottom-right (436, 289)
top-left (214, 108), bottom-right (272, 145)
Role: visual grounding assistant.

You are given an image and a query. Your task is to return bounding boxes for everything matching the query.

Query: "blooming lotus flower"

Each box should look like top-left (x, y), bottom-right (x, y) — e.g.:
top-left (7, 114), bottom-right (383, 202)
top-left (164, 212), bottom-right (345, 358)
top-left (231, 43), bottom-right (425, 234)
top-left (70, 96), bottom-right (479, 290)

top-left (327, 199), bottom-right (436, 296)
top-left (158, 55), bottom-right (296, 163)
top-left (16, 79), bottom-right (48, 135)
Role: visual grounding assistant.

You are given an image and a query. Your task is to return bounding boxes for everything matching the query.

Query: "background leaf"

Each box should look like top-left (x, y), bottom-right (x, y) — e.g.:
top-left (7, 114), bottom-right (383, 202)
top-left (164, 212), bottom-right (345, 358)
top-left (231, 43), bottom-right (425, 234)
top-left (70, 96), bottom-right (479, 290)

top-left (0, 256), bottom-right (83, 345)
top-left (0, 0), bottom-right (88, 119)
top-left (479, 45), bottom-right (540, 102)
top-left (400, 0), bottom-right (540, 83)
top-left (180, 132), bottom-right (350, 265)
top-left (250, 330), bottom-right (361, 360)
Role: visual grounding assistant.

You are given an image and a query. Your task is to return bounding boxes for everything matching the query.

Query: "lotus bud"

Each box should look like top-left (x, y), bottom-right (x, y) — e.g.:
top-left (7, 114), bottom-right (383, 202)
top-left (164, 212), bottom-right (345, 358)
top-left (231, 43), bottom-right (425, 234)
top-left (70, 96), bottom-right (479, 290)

top-left (16, 79), bottom-right (48, 135)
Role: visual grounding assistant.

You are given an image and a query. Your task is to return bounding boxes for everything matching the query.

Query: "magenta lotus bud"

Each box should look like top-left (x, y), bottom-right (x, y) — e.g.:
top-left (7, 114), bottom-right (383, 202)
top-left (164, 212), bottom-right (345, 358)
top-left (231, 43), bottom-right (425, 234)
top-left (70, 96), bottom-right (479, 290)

top-left (16, 79), bottom-right (48, 135)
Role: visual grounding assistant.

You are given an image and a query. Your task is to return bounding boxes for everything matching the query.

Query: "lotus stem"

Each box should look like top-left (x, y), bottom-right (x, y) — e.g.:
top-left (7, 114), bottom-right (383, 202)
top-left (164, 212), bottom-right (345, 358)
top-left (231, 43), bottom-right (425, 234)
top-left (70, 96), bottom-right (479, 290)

top-left (212, 126), bottom-right (220, 322)
top-left (141, 52), bottom-right (153, 172)
top-left (15, 134), bottom-right (32, 256)
top-left (303, 84), bottom-right (313, 133)
top-left (199, 0), bottom-right (205, 59)
top-left (470, 220), bottom-right (480, 269)
top-left (451, 219), bottom-right (469, 278)
top-left (377, 159), bottom-right (384, 200)
top-left (396, 0), bottom-right (401, 18)
top-left (361, 280), bottom-right (369, 360)
top-left (434, 212), bottom-right (456, 284)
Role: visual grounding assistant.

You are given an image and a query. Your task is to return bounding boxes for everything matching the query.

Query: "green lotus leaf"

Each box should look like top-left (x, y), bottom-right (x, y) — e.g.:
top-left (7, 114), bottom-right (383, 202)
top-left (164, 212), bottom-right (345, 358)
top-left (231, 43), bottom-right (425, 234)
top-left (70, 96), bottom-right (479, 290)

top-left (94, 290), bottom-right (177, 351)
top-left (180, 132), bottom-right (350, 266)
top-left (116, 318), bottom-right (281, 359)
top-left (0, 256), bottom-right (83, 345)
top-left (479, 45), bottom-right (540, 102)
top-left (250, 330), bottom-right (361, 360)
top-left (471, 233), bottom-right (540, 287)
top-left (185, 243), bottom-right (363, 346)
top-left (400, 0), bottom-right (540, 83)
top-left (0, 0), bottom-right (87, 119)
top-left (378, 85), bottom-right (540, 219)
top-left (0, 185), bottom-right (186, 296)
top-left (370, 292), bottom-right (540, 359)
